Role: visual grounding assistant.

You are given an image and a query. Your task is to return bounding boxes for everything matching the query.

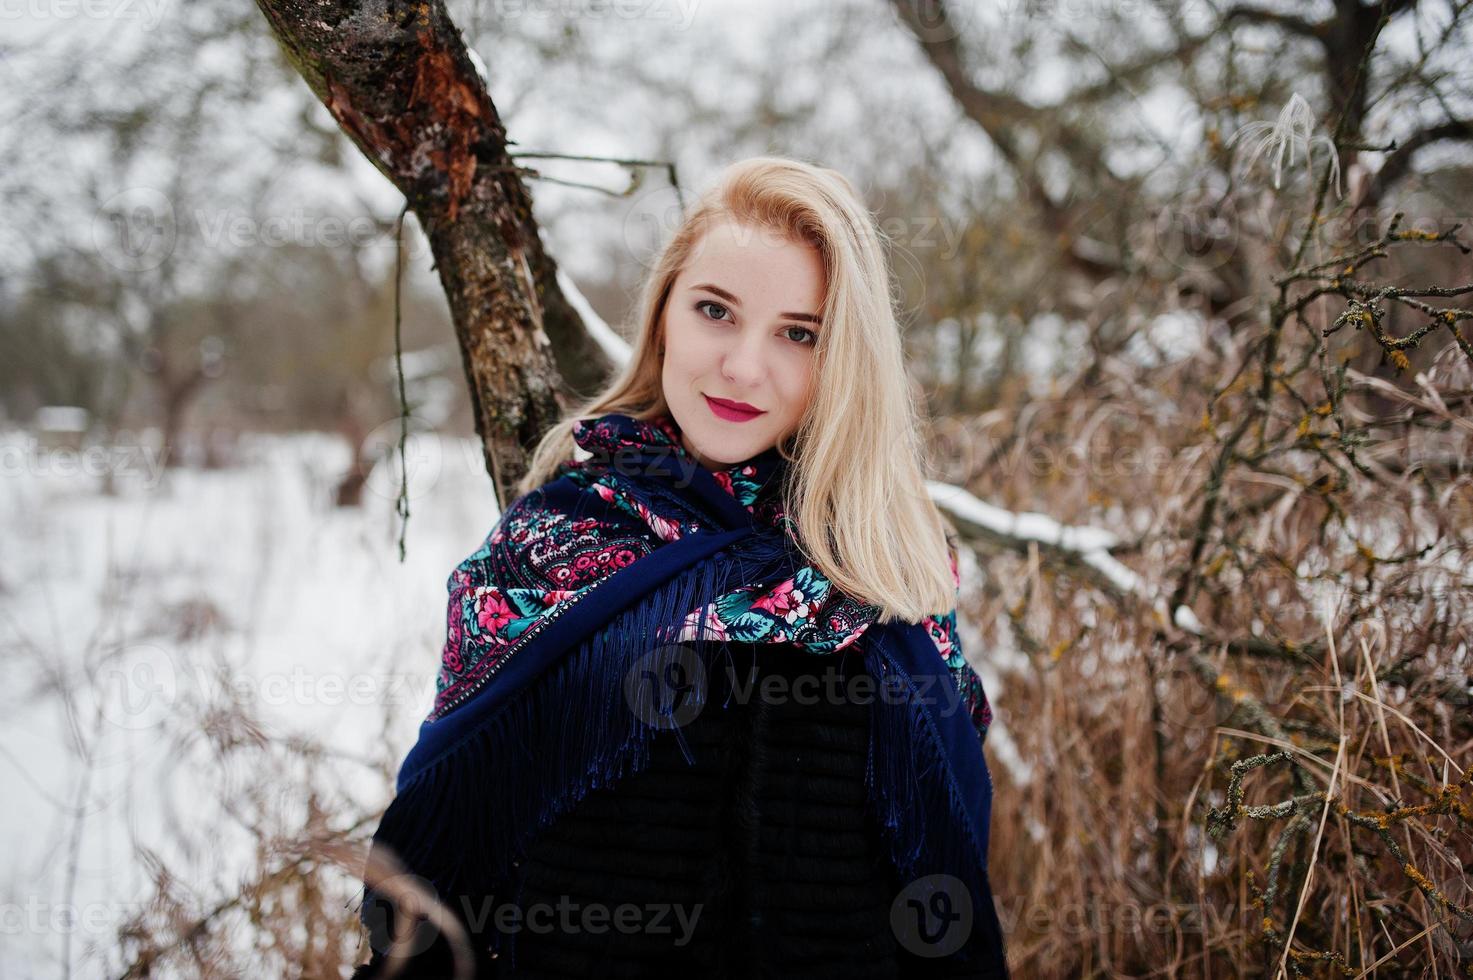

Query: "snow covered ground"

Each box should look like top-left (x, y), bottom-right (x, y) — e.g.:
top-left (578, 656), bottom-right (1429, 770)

top-left (0, 429), bottom-right (502, 978)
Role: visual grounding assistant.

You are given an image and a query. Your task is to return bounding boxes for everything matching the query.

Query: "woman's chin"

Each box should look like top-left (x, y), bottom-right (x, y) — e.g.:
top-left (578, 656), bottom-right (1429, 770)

top-left (686, 437), bottom-right (757, 470)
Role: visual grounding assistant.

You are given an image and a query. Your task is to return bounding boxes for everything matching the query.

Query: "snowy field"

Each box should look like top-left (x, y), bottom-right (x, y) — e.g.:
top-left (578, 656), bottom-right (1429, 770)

top-left (0, 429), bottom-right (502, 978)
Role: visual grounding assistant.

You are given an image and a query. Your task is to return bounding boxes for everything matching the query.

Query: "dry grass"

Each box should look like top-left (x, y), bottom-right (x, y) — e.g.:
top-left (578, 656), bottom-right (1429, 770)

top-left (937, 193), bottom-right (1473, 974)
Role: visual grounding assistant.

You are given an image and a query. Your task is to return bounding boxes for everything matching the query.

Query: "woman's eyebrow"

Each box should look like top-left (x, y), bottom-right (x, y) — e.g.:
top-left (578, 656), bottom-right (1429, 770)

top-left (690, 282), bottom-right (822, 325)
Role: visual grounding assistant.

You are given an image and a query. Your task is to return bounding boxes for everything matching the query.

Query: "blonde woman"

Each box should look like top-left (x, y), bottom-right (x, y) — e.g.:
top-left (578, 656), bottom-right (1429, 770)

top-left (356, 156), bottom-right (1009, 979)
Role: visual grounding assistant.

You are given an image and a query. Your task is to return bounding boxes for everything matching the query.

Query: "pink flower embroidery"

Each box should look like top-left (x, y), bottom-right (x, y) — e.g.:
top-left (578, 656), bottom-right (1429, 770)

top-left (475, 588), bottom-right (515, 633)
top-left (676, 604), bottom-right (730, 641)
top-left (751, 579), bottom-right (807, 620)
top-left (833, 621), bottom-right (872, 652)
top-left (648, 513), bottom-right (682, 542)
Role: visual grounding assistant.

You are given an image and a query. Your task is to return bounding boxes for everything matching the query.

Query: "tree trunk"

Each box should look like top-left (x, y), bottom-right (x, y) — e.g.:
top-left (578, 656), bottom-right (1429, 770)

top-left (253, 0), bottom-right (616, 506)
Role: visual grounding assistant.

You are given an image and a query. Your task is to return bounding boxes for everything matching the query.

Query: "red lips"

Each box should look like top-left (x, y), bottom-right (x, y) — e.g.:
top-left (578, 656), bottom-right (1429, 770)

top-left (704, 394), bottom-right (766, 422)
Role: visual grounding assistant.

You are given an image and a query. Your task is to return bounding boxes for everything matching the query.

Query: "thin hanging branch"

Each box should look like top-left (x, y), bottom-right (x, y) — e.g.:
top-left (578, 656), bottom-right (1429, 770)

top-left (393, 201), bottom-right (411, 561)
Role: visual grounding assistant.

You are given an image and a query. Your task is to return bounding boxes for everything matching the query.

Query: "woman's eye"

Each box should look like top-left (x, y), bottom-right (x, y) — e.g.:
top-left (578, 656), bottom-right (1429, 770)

top-left (785, 326), bottom-right (818, 346)
top-left (696, 300), bottom-right (730, 321)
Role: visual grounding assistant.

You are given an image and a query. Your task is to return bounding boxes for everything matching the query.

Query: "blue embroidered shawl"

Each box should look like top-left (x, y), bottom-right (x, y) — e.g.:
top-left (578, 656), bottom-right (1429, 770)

top-left (360, 411), bottom-right (1008, 972)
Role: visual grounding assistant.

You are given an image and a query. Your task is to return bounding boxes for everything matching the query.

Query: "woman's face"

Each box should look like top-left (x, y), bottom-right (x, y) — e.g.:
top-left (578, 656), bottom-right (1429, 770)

top-left (660, 217), bottom-right (824, 471)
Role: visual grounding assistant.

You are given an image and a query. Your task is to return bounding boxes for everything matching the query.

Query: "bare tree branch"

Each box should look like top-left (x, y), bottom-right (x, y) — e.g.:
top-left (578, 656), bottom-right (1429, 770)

top-left (1362, 117), bottom-right (1473, 206)
top-left (1222, 4), bottom-right (1326, 40)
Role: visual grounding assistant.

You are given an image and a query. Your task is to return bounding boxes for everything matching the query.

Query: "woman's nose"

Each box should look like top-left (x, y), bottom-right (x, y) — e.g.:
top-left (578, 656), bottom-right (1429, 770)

top-left (721, 330), bottom-right (769, 386)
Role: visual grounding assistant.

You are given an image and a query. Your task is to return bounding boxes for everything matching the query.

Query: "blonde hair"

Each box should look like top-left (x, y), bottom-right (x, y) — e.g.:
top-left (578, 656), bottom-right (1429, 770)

top-left (517, 155), bottom-right (958, 622)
